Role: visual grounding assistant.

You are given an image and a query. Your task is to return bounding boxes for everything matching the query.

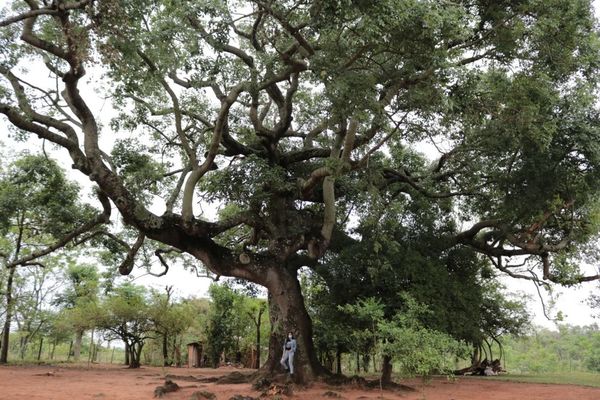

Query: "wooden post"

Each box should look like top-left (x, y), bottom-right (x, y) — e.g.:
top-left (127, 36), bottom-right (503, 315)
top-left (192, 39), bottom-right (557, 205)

top-left (110, 347), bottom-right (115, 364)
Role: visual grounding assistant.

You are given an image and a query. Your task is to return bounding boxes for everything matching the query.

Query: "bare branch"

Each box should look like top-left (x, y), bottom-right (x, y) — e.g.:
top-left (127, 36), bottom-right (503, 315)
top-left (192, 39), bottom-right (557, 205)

top-left (118, 232), bottom-right (146, 275)
top-left (152, 248), bottom-right (182, 277)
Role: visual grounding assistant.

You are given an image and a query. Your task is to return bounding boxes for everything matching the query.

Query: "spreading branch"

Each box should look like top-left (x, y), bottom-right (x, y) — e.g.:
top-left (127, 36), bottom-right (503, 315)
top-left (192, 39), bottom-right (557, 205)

top-left (5, 190), bottom-right (111, 269)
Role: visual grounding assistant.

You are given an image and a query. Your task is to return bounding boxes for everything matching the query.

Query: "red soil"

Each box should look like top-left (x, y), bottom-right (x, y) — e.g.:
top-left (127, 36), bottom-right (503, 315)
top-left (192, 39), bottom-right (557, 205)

top-left (0, 364), bottom-right (598, 400)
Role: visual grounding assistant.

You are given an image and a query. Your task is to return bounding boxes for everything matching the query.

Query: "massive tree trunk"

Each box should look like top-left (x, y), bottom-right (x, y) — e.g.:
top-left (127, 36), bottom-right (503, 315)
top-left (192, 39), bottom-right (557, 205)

top-left (260, 267), bottom-right (324, 382)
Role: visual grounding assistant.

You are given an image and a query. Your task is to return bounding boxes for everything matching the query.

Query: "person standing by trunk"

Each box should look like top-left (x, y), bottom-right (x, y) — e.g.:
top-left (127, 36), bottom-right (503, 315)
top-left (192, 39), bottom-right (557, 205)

top-left (280, 332), bottom-right (297, 375)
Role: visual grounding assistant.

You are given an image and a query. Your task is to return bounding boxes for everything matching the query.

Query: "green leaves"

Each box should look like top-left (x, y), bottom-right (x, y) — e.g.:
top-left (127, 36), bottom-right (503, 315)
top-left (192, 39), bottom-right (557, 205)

top-left (340, 294), bottom-right (469, 377)
top-left (201, 154), bottom-right (295, 205)
top-left (111, 139), bottom-right (169, 204)
top-left (204, 283), bottom-right (262, 367)
top-left (0, 154), bottom-right (88, 237)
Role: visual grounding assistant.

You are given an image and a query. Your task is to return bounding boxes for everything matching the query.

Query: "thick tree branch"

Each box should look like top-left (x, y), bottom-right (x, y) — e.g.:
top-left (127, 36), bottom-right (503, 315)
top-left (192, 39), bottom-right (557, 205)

top-left (0, 0), bottom-right (92, 27)
top-left (182, 83), bottom-right (246, 220)
top-left (1, 67), bottom-right (80, 144)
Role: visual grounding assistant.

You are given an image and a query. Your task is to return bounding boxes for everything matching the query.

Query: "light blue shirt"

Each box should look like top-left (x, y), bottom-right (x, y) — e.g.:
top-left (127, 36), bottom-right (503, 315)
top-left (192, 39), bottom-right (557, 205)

top-left (283, 338), bottom-right (297, 353)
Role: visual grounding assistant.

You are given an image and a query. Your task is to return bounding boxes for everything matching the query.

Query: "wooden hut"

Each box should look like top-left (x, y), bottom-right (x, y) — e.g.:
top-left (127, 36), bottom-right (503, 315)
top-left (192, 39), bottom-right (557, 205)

top-left (187, 342), bottom-right (203, 368)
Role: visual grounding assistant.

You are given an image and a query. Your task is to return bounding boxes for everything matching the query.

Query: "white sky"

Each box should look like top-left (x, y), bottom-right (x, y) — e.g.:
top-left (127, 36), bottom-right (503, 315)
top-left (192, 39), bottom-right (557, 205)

top-left (0, 0), bottom-right (599, 330)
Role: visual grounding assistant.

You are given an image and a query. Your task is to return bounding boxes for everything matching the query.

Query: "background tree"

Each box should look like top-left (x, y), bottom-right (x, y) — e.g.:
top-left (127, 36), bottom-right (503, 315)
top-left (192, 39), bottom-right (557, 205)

top-left (341, 295), bottom-right (468, 382)
top-left (2, 0), bottom-right (600, 381)
top-left (54, 263), bottom-right (100, 361)
top-left (13, 261), bottom-right (62, 360)
top-left (502, 324), bottom-right (600, 373)
top-left (467, 281), bottom-right (531, 371)
top-left (0, 154), bottom-right (97, 363)
top-left (96, 282), bottom-right (152, 368)
top-left (246, 297), bottom-right (267, 369)
top-left (147, 285), bottom-right (194, 366)
top-left (205, 283), bottom-right (240, 367)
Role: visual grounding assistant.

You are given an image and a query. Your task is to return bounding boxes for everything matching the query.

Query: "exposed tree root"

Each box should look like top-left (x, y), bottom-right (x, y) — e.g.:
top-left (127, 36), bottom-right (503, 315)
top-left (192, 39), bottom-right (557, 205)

top-left (189, 390), bottom-right (216, 400)
top-left (153, 380), bottom-right (180, 398)
top-left (213, 369), bottom-right (415, 396)
top-left (324, 374), bottom-right (415, 392)
top-left (215, 371), bottom-right (255, 384)
top-left (165, 374), bottom-right (218, 383)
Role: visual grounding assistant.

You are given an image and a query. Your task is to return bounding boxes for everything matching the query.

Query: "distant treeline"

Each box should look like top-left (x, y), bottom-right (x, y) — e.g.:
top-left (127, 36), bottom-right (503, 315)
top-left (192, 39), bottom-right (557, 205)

top-left (503, 324), bottom-right (600, 373)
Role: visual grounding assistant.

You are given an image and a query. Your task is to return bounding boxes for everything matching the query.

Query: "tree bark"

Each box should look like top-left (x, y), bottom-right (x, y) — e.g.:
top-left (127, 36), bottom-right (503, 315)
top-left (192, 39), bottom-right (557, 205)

top-left (124, 342), bottom-right (130, 366)
top-left (162, 334), bottom-right (169, 366)
top-left (254, 307), bottom-right (263, 369)
top-left (50, 338), bottom-right (57, 360)
top-left (19, 335), bottom-right (28, 360)
top-left (73, 330), bottom-right (83, 361)
top-left (87, 328), bottom-right (95, 365)
top-left (0, 266), bottom-right (17, 363)
top-left (336, 347), bottom-right (342, 374)
top-left (67, 340), bottom-right (73, 361)
top-left (129, 342), bottom-right (143, 368)
top-left (37, 337), bottom-right (44, 361)
top-left (381, 355), bottom-right (393, 385)
top-left (260, 268), bottom-right (325, 382)
top-left (133, 347), bottom-right (140, 368)
top-left (174, 336), bottom-right (182, 367)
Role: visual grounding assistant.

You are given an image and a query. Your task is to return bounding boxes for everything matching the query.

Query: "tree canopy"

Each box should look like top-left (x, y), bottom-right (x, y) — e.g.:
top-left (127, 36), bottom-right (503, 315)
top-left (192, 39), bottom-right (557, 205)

top-left (1, 0), bottom-right (600, 380)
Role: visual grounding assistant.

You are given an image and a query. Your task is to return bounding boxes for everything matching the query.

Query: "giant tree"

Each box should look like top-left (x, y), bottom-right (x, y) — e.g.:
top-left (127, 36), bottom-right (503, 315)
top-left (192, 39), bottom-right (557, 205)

top-left (2, 0), bottom-right (600, 380)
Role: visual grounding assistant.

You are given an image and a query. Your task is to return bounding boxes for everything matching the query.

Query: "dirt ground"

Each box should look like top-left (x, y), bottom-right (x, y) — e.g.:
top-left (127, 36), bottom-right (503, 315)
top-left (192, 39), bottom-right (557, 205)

top-left (0, 364), bottom-right (599, 400)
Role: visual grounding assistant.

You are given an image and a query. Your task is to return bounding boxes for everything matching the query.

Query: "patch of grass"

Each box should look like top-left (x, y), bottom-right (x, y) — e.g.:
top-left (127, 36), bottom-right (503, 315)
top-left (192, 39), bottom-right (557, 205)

top-left (467, 371), bottom-right (600, 388)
